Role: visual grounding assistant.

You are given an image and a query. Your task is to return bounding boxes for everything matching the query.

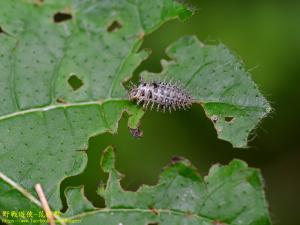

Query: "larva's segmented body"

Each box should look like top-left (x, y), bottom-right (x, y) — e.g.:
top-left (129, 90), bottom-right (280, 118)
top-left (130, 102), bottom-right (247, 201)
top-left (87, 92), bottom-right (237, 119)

top-left (129, 80), bottom-right (194, 112)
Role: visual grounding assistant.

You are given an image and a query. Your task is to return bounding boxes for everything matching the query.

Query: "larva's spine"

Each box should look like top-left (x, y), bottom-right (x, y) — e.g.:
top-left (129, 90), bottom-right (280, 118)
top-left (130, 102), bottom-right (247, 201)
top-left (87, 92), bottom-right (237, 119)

top-left (129, 80), bottom-right (194, 112)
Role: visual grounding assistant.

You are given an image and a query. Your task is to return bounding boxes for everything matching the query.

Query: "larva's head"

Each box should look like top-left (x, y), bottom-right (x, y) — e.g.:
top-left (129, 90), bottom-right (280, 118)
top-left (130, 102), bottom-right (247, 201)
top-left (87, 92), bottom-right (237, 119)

top-left (128, 85), bottom-right (139, 100)
top-left (129, 81), bottom-right (148, 100)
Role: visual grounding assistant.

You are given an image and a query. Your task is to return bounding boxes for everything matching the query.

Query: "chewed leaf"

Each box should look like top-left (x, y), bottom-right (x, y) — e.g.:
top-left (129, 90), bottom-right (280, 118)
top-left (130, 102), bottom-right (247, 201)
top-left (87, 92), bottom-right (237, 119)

top-left (0, 0), bottom-right (272, 223)
top-left (64, 186), bottom-right (95, 217)
top-left (141, 36), bottom-right (271, 148)
top-left (0, 149), bottom-right (271, 224)
top-left (61, 147), bottom-right (272, 225)
top-left (0, 0), bottom-right (190, 210)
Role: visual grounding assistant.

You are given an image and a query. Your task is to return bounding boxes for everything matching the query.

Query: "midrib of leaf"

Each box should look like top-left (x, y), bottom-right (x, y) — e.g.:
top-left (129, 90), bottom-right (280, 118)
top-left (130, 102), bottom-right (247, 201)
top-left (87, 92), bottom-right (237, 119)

top-left (66, 208), bottom-right (213, 223)
top-left (0, 100), bottom-right (101, 122)
top-left (204, 102), bottom-right (267, 113)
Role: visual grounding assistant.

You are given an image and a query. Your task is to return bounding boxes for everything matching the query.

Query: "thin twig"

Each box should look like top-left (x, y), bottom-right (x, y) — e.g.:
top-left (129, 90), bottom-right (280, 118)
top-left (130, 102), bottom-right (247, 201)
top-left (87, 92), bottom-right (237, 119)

top-left (0, 172), bottom-right (65, 225)
top-left (0, 172), bottom-right (40, 206)
top-left (35, 183), bottom-right (56, 225)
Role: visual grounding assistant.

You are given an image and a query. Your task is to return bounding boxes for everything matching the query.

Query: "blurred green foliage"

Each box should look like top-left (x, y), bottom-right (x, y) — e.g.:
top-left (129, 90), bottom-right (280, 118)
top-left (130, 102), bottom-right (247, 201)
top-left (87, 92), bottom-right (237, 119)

top-left (64, 1), bottom-right (300, 225)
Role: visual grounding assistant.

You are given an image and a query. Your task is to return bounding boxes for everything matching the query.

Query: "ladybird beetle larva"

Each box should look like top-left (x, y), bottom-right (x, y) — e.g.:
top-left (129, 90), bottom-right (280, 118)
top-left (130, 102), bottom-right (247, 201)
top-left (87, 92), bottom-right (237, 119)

top-left (129, 79), bottom-right (194, 112)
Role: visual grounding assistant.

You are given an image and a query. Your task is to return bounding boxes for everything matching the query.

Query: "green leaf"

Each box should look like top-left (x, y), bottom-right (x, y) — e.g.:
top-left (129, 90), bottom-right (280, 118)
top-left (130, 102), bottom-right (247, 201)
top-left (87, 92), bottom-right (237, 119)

top-left (141, 36), bottom-right (271, 148)
top-left (64, 186), bottom-right (95, 217)
top-left (0, 0), bottom-right (190, 210)
top-left (0, 0), bottom-right (271, 222)
top-left (0, 150), bottom-right (272, 225)
top-left (0, 172), bottom-right (65, 225)
top-left (61, 147), bottom-right (271, 225)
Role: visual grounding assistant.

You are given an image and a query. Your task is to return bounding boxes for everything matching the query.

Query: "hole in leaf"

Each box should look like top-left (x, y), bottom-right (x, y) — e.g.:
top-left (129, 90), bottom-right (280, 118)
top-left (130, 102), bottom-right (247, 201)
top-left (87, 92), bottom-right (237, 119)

top-left (147, 223), bottom-right (159, 225)
top-left (68, 75), bottom-right (83, 91)
top-left (107, 20), bottom-right (122, 32)
top-left (60, 137), bottom-right (112, 211)
top-left (54, 12), bottom-right (72, 23)
top-left (224, 116), bottom-right (235, 123)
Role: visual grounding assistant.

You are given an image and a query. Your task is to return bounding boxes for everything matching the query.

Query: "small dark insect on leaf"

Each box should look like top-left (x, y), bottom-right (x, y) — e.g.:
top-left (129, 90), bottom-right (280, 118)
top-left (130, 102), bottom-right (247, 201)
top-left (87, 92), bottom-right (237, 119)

top-left (129, 128), bottom-right (143, 138)
top-left (56, 98), bottom-right (67, 104)
top-left (211, 115), bottom-right (219, 123)
top-left (149, 208), bottom-right (160, 215)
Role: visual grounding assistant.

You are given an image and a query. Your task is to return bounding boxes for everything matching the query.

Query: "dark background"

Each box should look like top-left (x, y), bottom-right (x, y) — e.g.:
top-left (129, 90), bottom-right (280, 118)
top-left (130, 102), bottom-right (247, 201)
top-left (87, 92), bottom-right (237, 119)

top-left (65, 1), bottom-right (300, 225)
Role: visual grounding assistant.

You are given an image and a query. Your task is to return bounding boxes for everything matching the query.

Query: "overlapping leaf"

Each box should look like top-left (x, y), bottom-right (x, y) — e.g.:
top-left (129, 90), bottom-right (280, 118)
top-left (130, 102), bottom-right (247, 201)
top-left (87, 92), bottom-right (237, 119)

top-left (141, 36), bottom-right (271, 147)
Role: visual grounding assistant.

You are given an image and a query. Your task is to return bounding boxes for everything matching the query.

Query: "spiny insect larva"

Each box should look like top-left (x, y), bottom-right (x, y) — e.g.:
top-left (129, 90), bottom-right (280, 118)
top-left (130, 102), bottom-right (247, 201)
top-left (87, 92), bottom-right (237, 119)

top-left (129, 79), bottom-right (194, 112)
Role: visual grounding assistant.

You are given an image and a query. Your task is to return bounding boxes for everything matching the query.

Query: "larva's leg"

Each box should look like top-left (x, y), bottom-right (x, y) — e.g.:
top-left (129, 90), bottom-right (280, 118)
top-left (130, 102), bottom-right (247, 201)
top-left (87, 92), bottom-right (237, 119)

top-left (176, 103), bottom-right (181, 110)
top-left (143, 101), bottom-right (147, 108)
top-left (137, 99), bottom-right (143, 105)
top-left (151, 102), bottom-right (155, 110)
top-left (170, 100), bottom-right (176, 111)
top-left (156, 104), bottom-right (161, 112)
top-left (145, 100), bottom-right (151, 109)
